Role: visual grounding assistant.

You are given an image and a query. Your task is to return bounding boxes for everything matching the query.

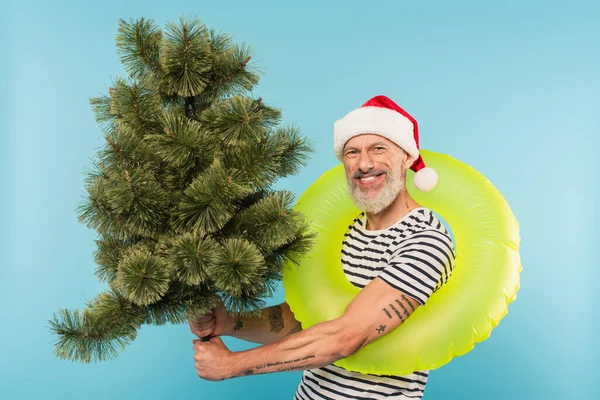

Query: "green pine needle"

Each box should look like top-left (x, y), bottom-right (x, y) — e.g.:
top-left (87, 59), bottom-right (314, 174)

top-left (106, 167), bottom-right (170, 237)
top-left (210, 238), bottom-right (267, 297)
top-left (221, 293), bottom-right (266, 317)
top-left (109, 79), bottom-right (162, 136)
top-left (93, 236), bottom-right (129, 282)
top-left (144, 111), bottom-right (217, 169)
top-left (201, 96), bottom-right (281, 146)
top-left (271, 223), bottom-right (317, 268)
top-left (222, 139), bottom-right (280, 189)
top-left (49, 290), bottom-right (145, 363)
top-left (176, 159), bottom-right (253, 234)
top-left (145, 281), bottom-right (217, 324)
top-left (212, 43), bottom-right (260, 96)
top-left (77, 176), bottom-right (128, 238)
top-left (230, 191), bottom-right (304, 253)
top-left (271, 125), bottom-right (314, 177)
top-left (157, 232), bottom-right (217, 286)
top-left (161, 17), bottom-right (212, 97)
top-left (89, 95), bottom-right (115, 135)
top-left (208, 29), bottom-right (232, 53)
top-left (183, 285), bottom-right (221, 322)
top-left (116, 18), bottom-right (163, 80)
top-left (144, 300), bottom-right (188, 325)
top-left (49, 309), bottom-right (129, 363)
top-left (116, 246), bottom-right (171, 306)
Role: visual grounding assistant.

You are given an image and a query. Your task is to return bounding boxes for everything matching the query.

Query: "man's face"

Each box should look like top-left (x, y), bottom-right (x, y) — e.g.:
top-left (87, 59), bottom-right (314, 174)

top-left (342, 134), bottom-right (414, 214)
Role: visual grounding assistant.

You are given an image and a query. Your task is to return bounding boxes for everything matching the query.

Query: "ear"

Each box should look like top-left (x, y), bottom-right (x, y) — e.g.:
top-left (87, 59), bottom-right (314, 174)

top-left (403, 153), bottom-right (416, 170)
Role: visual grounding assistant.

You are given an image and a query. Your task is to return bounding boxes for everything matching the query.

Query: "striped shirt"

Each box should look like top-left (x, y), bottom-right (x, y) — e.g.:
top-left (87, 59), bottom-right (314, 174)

top-left (294, 207), bottom-right (456, 400)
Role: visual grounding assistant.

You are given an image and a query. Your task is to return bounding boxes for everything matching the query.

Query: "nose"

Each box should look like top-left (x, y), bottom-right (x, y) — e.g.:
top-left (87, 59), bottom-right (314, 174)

top-left (357, 150), bottom-right (374, 172)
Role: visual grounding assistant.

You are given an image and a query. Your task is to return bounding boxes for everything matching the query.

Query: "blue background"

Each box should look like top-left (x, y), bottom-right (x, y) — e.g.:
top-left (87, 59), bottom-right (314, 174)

top-left (1, 0), bottom-right (598, 399)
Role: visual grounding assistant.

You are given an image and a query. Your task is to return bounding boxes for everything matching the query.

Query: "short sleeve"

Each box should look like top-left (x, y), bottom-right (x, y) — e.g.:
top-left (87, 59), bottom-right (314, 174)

top-left (378, 230), bottom-right (455, 305)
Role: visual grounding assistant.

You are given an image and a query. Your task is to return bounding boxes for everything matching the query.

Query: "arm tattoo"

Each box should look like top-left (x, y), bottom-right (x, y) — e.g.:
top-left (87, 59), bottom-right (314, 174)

top-left (394, 299), bottom-right (410, 318)
top-left (376, 325), bottom-right (386, 334)
top-left (400, 295), bottom-right (416, 312)
top-left (388, 303), bottom-right (404, 321)
top-left (268, 305), bottom-right (284, 334)
top-left (251, 355), bottom-right (316, 374)
top-left (283, 321), bottom-right (302, 338)
top-left (276, 363), bottom-right (316, 373)
top-left (233, 319), bottom-right (243, 331)
top-left (382, 308), bottom-right (392, 319)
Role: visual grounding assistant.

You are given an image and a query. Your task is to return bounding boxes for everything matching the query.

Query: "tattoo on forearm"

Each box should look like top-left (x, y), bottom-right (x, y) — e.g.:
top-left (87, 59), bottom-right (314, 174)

top-left (276, 363), bottom-right (316, 373)
top-left (388, 303), bottom-right (404, 321)
top-left (400, 295), bottom-right (416, 312)
top-left (252, 355), bottom-right (316, 374)
top-left (382, 308), bottom-right (392, 319)
top-left (244, 369), bottom-right (254, 375)
top-left (268, 305), bottom-right (284, 334)
top-left (394, 299), bottom-right (410, 318)
top-left (284, 321), bottom-right (302, 337)
top-left (233, 319), bottom-right (243, 331)
top-left (376, 325), bottom-right (386, 334)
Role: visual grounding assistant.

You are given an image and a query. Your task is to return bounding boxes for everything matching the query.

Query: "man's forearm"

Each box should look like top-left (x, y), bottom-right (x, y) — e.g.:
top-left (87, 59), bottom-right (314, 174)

top-left (228, 317), bottom-right (361, 377)
top-left (223, 303), bottom-right (302, 344)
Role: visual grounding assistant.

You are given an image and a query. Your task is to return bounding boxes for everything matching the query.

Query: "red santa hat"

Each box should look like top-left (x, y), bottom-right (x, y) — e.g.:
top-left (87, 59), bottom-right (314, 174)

top-left (333, 95), bottom-right (438, 191)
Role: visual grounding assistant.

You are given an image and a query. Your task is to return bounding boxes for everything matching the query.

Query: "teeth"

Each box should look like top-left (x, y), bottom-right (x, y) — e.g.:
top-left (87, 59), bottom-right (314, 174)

top-left (361, 176), bottom-right (376, 181)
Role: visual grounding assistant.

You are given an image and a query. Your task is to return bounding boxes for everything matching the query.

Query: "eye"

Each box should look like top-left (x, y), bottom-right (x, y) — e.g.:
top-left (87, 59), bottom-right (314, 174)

top-left (344, 149), bottom-right (358, 157)
top-left (373, 146), bottom-right (385, 153)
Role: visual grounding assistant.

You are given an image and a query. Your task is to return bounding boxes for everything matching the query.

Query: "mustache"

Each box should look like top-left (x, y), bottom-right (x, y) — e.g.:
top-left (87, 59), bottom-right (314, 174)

top-left (352, 168), bottom-right (388, 179)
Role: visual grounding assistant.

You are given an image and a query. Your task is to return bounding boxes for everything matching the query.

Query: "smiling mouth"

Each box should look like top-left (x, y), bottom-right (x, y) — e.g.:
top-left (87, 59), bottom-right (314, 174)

top-left (360, 176), bottom-right (378, 181)
top-left (356, 173), bottom-right (385, 183)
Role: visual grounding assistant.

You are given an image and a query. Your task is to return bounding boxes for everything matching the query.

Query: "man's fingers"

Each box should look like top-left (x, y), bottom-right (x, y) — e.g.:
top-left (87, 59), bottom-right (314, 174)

top-left (190, 320), bottom-right (216, 339)
top-left (195, 329), bottom-right (214, 338)
top-left (190, 318), bottom-right (215, 328)
top-left (193, 319), bottom-right (216, 332)
top-left (193, 339), bottom-right (209, 351)
top-left (189, 317), bottom-right (215, 330)
top-left (190, 313), bottom-right (214, 324)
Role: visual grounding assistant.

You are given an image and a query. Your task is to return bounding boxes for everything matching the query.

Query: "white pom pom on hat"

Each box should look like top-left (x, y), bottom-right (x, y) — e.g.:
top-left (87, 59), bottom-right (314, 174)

top-left (333, 95), bottom-right (438, 191)
top-left (412, 166), bottom-right (438, 192)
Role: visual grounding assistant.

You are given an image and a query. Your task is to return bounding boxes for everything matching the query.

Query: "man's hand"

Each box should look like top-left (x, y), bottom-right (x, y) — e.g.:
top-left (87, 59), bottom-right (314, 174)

top-left (193, 337), bottom-right (238, 381)
top-left (188, 298), bottom-right (228, 339)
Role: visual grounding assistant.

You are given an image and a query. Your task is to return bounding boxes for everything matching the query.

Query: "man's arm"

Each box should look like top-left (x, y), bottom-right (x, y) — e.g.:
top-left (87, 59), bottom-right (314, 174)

top-left (189, 301), bottom-right (302, 345)
top-left (225, 303), bottom-right (303, 344)
top-left (193, 277), bottom-right (420, 380)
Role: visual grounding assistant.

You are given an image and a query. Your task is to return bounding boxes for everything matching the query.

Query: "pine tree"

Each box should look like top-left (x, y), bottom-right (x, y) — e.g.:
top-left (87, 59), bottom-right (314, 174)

top-left (49, 16), bottom-right (314, 363)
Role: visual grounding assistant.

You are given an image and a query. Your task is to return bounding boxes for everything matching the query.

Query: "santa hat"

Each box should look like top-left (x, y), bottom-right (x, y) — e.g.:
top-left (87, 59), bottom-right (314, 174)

top-left (333, 95), bottom-right (438, 191)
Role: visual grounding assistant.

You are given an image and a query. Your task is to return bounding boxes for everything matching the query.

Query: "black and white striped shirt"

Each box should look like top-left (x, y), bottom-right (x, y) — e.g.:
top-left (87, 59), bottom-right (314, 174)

top-left (294, 207), bottom-right (456, 400)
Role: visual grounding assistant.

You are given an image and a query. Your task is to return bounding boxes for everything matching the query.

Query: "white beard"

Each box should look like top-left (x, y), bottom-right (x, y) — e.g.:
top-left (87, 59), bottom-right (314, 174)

top-left (347, 165), bottom-right (405, 215)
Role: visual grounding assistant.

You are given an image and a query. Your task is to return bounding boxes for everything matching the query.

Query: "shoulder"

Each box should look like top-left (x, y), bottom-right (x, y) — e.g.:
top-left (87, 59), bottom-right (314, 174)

top-left (396, 208), bottom-right (455, 255)
top-left (413, 208), bottom-right (451, 235)
top-left (411, 208), bottom-right (447, 231)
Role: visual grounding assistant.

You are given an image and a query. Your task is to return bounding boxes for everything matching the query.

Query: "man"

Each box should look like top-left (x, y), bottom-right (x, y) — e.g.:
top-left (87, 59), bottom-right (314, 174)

top-left (190, 95), bottom-right (456, 399)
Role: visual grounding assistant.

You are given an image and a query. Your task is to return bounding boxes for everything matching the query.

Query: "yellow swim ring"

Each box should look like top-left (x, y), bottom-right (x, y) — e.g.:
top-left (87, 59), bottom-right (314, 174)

top-left (283, 149), bottom-right (521, 375)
